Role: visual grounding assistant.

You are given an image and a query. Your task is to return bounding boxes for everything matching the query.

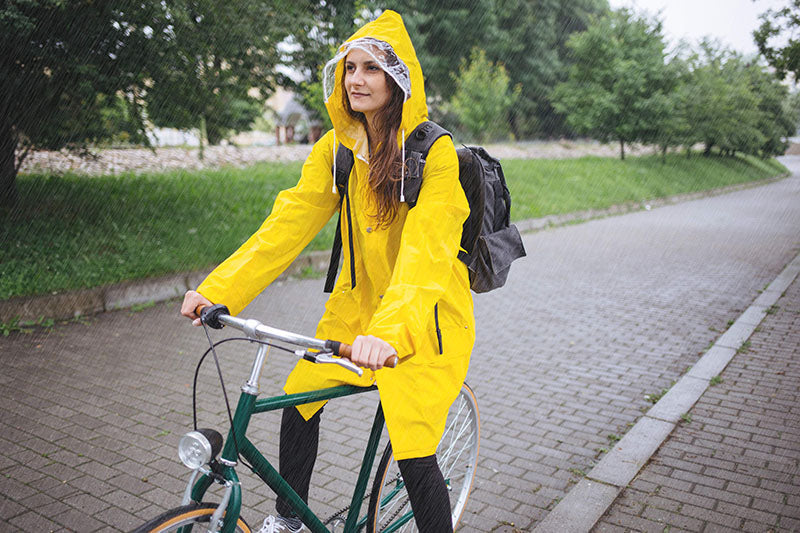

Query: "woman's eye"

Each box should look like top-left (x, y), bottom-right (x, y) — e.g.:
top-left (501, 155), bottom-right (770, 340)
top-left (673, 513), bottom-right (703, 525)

top-left (367, 65), bottom-right (380, 71)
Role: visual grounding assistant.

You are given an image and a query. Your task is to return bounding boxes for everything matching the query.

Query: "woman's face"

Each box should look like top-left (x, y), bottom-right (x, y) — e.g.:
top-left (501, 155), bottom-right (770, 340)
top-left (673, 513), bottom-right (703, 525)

top-left (344, 48), bottom-right (391, 120)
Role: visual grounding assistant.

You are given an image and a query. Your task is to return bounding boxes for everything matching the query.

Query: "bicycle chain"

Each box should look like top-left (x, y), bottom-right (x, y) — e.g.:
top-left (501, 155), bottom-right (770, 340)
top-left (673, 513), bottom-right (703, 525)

top-left (378, 495), bottom-right (410, 531)
top-left (322, 491), bottom-right (370, 527)
top-left (322, 470), bottom-right (406, 531)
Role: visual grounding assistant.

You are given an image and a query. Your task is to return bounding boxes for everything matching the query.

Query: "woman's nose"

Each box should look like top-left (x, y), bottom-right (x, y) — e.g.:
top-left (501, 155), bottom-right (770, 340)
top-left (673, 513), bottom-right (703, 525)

top-left (350, 68), bottom-right (364, 85)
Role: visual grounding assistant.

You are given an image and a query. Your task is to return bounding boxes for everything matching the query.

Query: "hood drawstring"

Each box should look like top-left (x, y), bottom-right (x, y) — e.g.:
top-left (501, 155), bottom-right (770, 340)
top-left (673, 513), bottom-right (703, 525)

top-left (332, 131), bottom-right (338, 194)
top-left (400, 129), bottom-right (406, 203)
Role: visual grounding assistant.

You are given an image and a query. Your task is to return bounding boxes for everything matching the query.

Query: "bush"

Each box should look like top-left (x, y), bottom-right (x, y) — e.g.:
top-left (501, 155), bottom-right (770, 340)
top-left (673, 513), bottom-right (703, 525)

top-left (450, 49), bottom-right (519, 143)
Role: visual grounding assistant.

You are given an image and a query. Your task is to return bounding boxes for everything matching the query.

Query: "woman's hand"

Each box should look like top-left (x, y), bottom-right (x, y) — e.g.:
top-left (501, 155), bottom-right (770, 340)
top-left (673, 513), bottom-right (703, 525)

top-left (350, 335), bottom-right (398, 370)
top-left (180, 290), bottom-right (213, 326)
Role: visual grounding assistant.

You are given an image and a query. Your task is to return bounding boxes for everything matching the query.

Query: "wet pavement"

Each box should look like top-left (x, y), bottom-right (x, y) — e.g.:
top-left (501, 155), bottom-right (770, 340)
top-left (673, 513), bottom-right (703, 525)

top-left (594, 272), bottom-right (800, 533)
top-left (1, 157), bottom-right (799, 532)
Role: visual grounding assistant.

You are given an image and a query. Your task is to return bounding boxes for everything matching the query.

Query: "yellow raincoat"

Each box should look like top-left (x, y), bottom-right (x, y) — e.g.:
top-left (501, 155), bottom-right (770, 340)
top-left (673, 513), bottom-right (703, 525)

top-left (197, 10), bottom-right (474, 460)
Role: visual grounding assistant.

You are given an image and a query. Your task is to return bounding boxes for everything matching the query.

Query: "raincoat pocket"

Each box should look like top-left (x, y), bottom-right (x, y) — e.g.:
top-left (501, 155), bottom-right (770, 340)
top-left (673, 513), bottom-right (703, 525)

top-left (419, 310), bottom-right (472, 365)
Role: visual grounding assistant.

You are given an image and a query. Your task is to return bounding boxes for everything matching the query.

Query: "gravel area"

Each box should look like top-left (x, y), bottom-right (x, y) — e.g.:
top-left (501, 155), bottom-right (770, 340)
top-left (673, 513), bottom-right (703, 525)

top-left (17, 139), bottom-right (659, 176)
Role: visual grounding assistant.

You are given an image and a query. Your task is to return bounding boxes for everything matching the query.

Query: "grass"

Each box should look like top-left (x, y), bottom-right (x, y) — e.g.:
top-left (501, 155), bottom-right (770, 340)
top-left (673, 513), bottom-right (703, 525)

top-left (0, 151), bottom-right (787, 300)
top-left (1, 161), bottom-right (335, 300)
top-left (503, 152), bottom-right (786, 220)
top-left (1, 316), bottom-right (55, 336)
top-left (645, 387), bottom-right (670, 404)
top-left (737, 340), bottom-right (752, 354)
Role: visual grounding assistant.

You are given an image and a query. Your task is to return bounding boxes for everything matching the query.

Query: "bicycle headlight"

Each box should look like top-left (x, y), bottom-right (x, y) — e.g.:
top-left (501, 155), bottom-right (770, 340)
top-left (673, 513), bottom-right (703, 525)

top-left (178, 429), bottom-right (223, 470)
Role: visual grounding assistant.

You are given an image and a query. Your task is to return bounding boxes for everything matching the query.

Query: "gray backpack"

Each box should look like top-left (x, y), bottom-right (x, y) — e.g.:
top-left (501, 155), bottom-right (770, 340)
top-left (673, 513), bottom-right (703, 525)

top-left (324, 121), bottom-right (526, 294)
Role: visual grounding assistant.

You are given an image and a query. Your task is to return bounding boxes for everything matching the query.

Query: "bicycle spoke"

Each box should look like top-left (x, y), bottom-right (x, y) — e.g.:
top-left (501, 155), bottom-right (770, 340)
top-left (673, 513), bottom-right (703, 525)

top-left (439, 412), bottom-right (473, 474)
top-left (439, 399), bottom-right (467, 448)
top-left (438, 402), bottom-right (467, 464)
top-left (370, 385), bottom-right (478, 533)
top-left (442, 437), bottom-right (473, 481)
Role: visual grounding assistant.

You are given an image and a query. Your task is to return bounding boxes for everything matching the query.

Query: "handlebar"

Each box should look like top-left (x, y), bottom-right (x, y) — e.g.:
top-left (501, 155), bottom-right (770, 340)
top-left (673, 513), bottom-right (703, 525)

top-left (196, 304), bottom-right (398, 372)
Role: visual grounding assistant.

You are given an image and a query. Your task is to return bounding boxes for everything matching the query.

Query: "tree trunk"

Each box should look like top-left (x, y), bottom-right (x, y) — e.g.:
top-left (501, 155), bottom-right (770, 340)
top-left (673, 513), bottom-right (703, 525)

top-left (508, 109), bottom-right (521, 140)
top-left (0, 123), bottom-right (18, 207)
top-left (198, 115), bottom-right (207, 161)
top-left (619, 139), bottom-right (625, 160)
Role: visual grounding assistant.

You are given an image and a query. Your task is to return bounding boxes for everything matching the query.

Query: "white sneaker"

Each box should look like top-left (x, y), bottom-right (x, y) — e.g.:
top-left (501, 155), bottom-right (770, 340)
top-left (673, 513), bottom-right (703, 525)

top-left (257, 514), bottom-right (307, 533)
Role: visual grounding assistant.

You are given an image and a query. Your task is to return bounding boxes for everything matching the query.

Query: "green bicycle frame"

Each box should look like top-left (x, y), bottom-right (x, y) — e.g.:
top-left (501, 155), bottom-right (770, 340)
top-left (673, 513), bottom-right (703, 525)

top-left (189, 383), bottom-right (382, 533)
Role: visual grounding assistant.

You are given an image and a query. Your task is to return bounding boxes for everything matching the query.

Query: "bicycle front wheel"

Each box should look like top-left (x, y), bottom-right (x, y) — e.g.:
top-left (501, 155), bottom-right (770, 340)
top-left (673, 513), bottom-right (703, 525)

top-left (131, 502), bottom-right (251, 533)
top-left (367, 382), bottom-right (480, 532)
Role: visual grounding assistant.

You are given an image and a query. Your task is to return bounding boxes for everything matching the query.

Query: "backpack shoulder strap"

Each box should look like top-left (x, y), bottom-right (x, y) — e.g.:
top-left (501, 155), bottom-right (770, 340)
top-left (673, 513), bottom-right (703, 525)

top-left (333, 143), bottom-right (354, 197)
top-left (402, 121), bottom-right (452, 208)
top-left (405, 121), bottom-right (451, 157)
top-left (324, 143), bottom-right (356, 293)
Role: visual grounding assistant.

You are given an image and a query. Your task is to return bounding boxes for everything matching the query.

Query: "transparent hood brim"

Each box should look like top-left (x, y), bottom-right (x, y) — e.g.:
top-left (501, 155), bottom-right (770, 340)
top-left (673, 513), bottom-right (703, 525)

top-left (322, 37), bottom-right (411, 104)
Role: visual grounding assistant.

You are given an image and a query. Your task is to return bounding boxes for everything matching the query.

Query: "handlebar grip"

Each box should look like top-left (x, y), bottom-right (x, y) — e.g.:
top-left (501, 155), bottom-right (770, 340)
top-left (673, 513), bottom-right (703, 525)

top-left (326, 341), bottom-right (398, 368)
top-left (198, 304), bottom-right (230, 329)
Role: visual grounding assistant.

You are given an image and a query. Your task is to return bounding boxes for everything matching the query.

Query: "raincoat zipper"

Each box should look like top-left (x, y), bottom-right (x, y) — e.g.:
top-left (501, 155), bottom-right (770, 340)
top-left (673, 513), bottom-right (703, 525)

top-left (434, 303), bottom-right (442, 354)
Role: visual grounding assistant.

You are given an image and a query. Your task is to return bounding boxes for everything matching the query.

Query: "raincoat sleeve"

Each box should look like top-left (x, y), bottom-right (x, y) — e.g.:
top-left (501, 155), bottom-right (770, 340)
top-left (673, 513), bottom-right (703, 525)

top-left (196, 131), bottom-right (339, 316)
top-left (366, 136), bottom-right (469, 358)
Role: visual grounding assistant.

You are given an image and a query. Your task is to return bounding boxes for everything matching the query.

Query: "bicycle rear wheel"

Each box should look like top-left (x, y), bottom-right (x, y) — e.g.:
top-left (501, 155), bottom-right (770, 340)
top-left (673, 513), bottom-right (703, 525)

top-left (131, 502), bottom-right (251, 533)
top-left (367, 382), bottom-right (480, 532)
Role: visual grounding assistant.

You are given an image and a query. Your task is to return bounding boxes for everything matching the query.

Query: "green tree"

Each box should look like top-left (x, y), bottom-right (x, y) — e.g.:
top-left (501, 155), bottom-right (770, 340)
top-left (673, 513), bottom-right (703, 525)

top-left (550, 9), bottom-right (675, 159)
top-left (0, 0), bottom-right (298, 206)
top-left (450, 49), bottom-right (518, 142)
top-left (379, 0), bottom-right (609, 139)
top-left (0, 0), bottom-right (171, 206)
top-left (281, 0), bottom-right (366, 130)
top-left (753, 0), bottom-right (800, 82)
top-left (384, 0), bottom-right (498, 99)
top-left (296, 80), bottom-right (333, 131)
top-left (679, 44), bottom-right (764, 157)
top-left (97, 93), bottom-right (151, 147)
top-left (491, 0), bottom-right (609, 138)
top-left (746, 64), bottom-right (798, 157)
top-left (145, 0), bottom-right (298, 146)
top-left (651, 55), bottom-right (692, 158)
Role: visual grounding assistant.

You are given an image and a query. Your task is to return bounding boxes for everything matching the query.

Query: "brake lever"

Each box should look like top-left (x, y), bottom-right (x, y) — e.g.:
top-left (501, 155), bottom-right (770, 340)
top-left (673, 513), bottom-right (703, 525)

top-left (295, 350), bottom-right (364, 377)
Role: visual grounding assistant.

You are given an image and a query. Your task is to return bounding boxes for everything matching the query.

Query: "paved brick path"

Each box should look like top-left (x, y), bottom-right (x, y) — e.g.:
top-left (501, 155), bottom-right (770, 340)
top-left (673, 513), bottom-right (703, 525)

top-left (1, 159), bottom-right (799, 532)
top-left (593, 275), bottom-right (800, 533)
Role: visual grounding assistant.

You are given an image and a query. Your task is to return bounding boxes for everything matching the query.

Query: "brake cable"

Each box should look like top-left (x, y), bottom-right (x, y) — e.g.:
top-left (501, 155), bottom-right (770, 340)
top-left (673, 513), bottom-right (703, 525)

top-left (193, 326), bottom-right (296, 468)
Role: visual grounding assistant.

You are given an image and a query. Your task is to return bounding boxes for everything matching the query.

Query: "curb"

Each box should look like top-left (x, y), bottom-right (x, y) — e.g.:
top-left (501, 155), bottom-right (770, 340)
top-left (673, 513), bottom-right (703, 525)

top-left (0, 173), bottom-right (789, 324)
top-left (0, 250), bottom-right (332, 323)
top-left (532, 251), bottom-right (800, 533)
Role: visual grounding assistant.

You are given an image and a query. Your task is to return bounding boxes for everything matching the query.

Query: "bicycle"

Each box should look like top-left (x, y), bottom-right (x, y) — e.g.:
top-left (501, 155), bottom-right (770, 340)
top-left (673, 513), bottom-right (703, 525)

top-left (132, 304), bottom-right (480, 533)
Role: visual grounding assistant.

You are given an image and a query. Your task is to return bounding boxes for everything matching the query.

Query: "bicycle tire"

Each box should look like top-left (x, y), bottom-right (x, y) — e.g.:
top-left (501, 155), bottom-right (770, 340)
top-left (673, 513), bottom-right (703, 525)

top-left (130, 502), bottom-right (251, 533)
top-left (366, 383), bottom-right (480, 532)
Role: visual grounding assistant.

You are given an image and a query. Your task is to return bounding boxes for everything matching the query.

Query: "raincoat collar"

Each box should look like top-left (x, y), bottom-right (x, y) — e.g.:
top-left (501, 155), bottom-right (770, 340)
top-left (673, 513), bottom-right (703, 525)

top-left (324, 10), bottom-right (427, 161)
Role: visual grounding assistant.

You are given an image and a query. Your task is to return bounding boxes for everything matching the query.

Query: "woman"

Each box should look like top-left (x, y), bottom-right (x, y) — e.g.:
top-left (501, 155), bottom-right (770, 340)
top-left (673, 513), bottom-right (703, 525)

top-left (181, 10), bottom-right (474, 533)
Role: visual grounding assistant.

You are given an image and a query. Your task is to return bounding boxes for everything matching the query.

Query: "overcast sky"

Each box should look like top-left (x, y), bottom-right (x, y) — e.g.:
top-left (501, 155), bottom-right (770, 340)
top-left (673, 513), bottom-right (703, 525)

top-left (607, 0), bottom-right (787, 56)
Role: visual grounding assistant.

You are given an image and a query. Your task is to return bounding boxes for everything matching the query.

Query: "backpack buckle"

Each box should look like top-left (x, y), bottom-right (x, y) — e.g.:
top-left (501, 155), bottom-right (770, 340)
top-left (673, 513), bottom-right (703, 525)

top-left (405, 151), bottom-right (425, 179)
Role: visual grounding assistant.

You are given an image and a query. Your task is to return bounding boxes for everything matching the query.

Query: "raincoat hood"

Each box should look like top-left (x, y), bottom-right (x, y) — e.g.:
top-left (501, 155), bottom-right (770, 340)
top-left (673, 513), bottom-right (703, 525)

top-left (323, 10), bottom-right (427, 160)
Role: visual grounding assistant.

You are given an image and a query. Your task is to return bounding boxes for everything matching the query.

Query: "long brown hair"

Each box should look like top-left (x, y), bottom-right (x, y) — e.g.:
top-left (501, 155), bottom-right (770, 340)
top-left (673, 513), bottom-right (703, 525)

top-left (342, 70), bottom-right (405, 227)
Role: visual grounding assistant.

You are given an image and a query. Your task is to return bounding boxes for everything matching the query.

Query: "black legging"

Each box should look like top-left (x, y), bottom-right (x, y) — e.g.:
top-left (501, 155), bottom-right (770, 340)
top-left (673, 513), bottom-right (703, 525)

top-left (276, 406), bottom-right (453, 533)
